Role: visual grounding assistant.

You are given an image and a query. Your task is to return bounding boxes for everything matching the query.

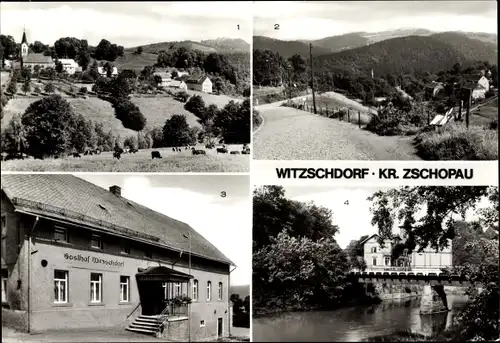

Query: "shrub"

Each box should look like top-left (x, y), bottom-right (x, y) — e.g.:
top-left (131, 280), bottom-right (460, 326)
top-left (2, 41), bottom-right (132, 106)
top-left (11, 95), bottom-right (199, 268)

top-left (33, 87), bottom-right (41, 94)
top-left (175, 90), bottom-right (189, 102)
top-left (253, 109), bottom-right (262, 129)
top-left (79, 87), bottom-right (88, 94)
top-left (415, 123), bottom-right (498, 160)
top-left (184, 95), bottom-right (206, 118)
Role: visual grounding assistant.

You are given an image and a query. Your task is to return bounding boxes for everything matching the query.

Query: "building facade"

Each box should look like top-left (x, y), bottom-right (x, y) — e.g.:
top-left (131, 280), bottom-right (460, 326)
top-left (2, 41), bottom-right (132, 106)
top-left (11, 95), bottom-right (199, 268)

top-left (58, 59), bottom-right (80, 75)
top-left (186, 76), bottom-right (212, 93)
top-left (1, 175), bottom-right (233, 341)
top-left (19, 30), bottom-right (55, 70)
top-left (361, 234), bottom-right (452, 273)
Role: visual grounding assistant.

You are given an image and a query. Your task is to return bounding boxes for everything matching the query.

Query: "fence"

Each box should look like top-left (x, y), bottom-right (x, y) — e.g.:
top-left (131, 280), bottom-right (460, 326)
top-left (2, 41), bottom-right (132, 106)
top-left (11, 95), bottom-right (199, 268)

top-left (291, 101), bottom-right (376, 128)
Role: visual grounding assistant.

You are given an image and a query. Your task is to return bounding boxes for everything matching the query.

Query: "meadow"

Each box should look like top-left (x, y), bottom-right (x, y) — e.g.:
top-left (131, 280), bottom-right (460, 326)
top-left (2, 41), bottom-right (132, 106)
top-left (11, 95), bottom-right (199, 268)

top-left (1, 144), bottom-right (250, 172)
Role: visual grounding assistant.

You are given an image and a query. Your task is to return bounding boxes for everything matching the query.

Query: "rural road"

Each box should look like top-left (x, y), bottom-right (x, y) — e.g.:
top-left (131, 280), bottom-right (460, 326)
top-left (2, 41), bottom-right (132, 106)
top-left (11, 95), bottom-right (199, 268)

top-left (253, 99), bottom-right (420, 160)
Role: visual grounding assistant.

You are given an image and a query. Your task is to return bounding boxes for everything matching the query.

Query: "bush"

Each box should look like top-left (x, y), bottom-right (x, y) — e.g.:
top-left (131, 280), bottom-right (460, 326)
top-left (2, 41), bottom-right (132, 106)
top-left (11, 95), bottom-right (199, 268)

top-left (415, 123), bottom-right (498, 160)
top-left (175, 90), bottom-right (189, 102)
top-left (253, 109), bottom-right (262, 129)
top-left (79, 87), bottom-right (88, 94)
top-left (113, 100), bottom-right (146, 131)
top-left (33, 86), bottom-right (41, 94)
top-left (366, 104), bottom-right (428, 136)
top-left (184, 95), bottom-right (206, 118)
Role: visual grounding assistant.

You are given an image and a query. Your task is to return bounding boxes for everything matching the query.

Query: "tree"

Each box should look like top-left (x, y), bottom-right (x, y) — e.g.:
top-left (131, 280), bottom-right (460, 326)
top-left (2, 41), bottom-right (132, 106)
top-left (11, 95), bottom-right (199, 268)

top-left (21, 95), bottom-right (77, 158)
top-left (79, 87), bottom-right (88, 94)
top-left (6, 80), bottom-right (17, 94)
top-left (21, 67), bottom-right (31, 82)
top-left (33, 65), bottom-right (41, 79)
top-left (44, 83), bottom-right (55, 94)
top-left (184, 95), bottom-right (206, 118)
top-left (109, 75), bottom-right (131, 99)
top-left (21, 80), bottom-right (31, 95)
top-left (162, 114), bottom-right (193, 147)
top-left (171, 70), bottom-right (179, 79)
top-left (1, 113), bottom-right (26, 156)
top-left (214, 99), bottom-right (251, 144)
top-left (123, 136), bottom-right (138, 150)
top-left (55, 60), bottom-right (64, 73)
top-left (368, 186), bottom-right (496, 253)
top-left (104, 62), bottom-right (113, 78)
top-left (0, 35), bottom-right (18, 62)
top-left (140, 65), bottom-right (155, 81)
top-left (89, 61), bottom-right (100, 81)
top-left (77, 50), bottom-right (91, 71)
top-left (136, 46), bottom-right (143, 55)
top-left (113, 100), bottom-right (146, 131)
top-left (148, 127), bottom-right (164, 148)
top-left (214, 77), bottom-right (225, 95)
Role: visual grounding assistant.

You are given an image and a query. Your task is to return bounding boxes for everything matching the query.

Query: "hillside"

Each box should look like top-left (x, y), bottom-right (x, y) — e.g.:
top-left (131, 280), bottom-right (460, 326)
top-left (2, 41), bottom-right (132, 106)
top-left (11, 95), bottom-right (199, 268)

top-left (253, 36), bottom-right (331, 57)
top-left (230, 284), bottom-right (250, 299)
top-left (308, 33), bottom-right (369, 52)
top-left (362, 28), bottom-right (434, 44)
top-left (126, 38), bottom-right (250, 55)
top-left (108, 52), bottom-right (158, 72)
top-left (313, 34), bottom-right (497, 77)
top-left (430, 32), bottom-right (497, 63)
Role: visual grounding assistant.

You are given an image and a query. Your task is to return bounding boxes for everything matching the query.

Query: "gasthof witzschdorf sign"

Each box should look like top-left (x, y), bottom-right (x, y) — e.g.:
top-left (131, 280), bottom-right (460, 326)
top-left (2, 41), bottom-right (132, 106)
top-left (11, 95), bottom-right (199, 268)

top-left (64, 253), bottom-right (125, 268)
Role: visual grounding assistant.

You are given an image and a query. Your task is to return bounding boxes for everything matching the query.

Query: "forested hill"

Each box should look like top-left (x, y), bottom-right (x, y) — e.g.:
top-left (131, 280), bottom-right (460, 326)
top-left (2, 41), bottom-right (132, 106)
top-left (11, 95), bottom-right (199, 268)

top-left (302, 33), bottom-right (370, 53)
top-left (125, 38), bottom-right (250, 54)
top-left (253, 36), bottom-right (331, 57)
top-left (313, 34), bottom-right (497, 77)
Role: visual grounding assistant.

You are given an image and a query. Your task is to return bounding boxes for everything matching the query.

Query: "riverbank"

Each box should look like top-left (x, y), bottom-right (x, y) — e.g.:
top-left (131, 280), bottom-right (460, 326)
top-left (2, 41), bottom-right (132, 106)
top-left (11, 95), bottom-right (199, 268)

top-left (362, 330), bottom-right (434, 342)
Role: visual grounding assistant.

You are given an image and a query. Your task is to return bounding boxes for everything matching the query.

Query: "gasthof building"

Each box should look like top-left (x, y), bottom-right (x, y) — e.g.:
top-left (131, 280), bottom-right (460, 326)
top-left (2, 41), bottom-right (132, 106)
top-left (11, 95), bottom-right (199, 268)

top-left (1, 174), bottom-right (235, 341)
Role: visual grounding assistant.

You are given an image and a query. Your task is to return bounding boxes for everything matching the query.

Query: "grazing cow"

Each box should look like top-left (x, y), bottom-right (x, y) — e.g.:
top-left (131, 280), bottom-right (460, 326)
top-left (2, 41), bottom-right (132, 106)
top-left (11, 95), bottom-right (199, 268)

top-left (113, 151), bottom-right (122, 159)
top-left (172, 148), bottom-right (176, 152)
top-left (151, 151), bottom-right (162, 159)
top-left (191, 148), bottom-right (206, 155)
top-left (72, 153), bottom-right (81, 158)
top-left (84, 150), bottom-right (89, 156)
top-left (216, 147), bottom-right (228, 154)
top-left (94, 148), bottom-right (102, 155)
top-left (130, 148), bottom-right (138, 153)
top-left (230, 151), bottom-right (240, 154)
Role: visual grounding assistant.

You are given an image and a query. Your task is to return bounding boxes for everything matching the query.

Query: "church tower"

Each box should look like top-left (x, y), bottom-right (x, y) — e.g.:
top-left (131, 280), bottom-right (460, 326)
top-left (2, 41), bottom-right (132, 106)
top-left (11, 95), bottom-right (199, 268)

top-left (20, 27), bottom-right (29, 68)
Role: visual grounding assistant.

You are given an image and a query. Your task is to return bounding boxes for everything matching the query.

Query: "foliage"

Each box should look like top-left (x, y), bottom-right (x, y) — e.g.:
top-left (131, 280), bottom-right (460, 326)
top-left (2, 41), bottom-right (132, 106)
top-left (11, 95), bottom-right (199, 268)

top-left (44, 83), bottom-right (55, 94)
top-left (79, 87), bottom-right (88, 94)
top-left (175, 90), bottom-right (190, 102)
top-left (93, 39), bottom-right (124, 61)
top-left (71, 114), bottom-right (96, 152)
top-left (6, 80), bottom-right (17, 94)
top-left (113, 100), bottom-right (146, 131)
top-left (21, 95), bottom-right (77, 158)
top-left (0, 34), bottom-right (18, 61)
top-left (167, 295), bottom-right (192, 306)
top-left (344, 235), bottom-right (368, 271)
top-left (368, 186), bottom-right (496, 253)
top-left (253, 109), bottom-right (262, 129)
top-left (184, 95), bottom-right (206, 118)
top-left (1, 113), bottom-right (26, 156)
top-left (123, 136), bottom-right (138, 150)
top-left (21, 80), bottom-right (31, 95)
top-left (414, 123), bottom-right (498, 160)
top-left (162, 114), bottom-right (194, 147)
top-left (214, 99), bottom-right (251, 144)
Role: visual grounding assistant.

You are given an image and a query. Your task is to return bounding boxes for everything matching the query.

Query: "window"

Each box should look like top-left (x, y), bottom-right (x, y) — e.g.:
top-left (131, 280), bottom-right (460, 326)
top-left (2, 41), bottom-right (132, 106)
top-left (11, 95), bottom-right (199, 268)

top-left (54, 270), bottom-right (68, 303)
top-left (371, 247), bottom-right (377, 253)
top-left (145, 250), bottom-right (152, 259)
top-left (372, 257), bottom-right (377, 266)
top-left (90, 273), bottom-right (102, 303)
top-left (385, 257), bottom-right (391, 266)
top-left (200, 320), bottom-right (205, 327)
top-left (218, 282), bottom-right (223, 301)
top-left (192, 280), bottom-right (198, 301)
top-left (121, 244), bottom-right (130, 255)
top-left (54, 227), bottom-right (68, 242)
top-left (120, 276), bottom-right (130, 302)
top-left (174, 282), bottom-right (181, 297)
top-left (206, 281), bottom-right (212, 301)
top-left (91, 234), bottom-right (102, 249)
top-left (2, 269), bottom-right (8, 303)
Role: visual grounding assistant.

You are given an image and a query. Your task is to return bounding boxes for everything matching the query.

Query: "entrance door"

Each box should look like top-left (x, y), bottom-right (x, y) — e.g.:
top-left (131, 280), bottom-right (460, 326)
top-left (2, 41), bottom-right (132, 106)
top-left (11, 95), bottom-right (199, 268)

top-left (217, 318), bottom-right (223, 338)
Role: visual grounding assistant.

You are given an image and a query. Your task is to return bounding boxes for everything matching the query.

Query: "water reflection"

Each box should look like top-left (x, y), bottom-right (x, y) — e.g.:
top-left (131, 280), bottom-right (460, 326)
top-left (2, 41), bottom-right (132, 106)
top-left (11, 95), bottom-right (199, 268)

top-left (252, 295), bottom-right (468, 342)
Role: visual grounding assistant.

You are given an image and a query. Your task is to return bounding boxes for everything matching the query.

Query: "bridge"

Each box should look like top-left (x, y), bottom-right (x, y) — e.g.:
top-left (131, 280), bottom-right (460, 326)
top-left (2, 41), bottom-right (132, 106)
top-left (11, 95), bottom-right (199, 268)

top-left (349, 268), bottom-right (476, 315)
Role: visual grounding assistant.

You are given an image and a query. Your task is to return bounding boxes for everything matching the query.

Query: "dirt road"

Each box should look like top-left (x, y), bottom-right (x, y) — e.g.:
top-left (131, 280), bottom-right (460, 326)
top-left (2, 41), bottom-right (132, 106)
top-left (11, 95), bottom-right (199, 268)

top-left (253, 101), bottom-right (420, 160)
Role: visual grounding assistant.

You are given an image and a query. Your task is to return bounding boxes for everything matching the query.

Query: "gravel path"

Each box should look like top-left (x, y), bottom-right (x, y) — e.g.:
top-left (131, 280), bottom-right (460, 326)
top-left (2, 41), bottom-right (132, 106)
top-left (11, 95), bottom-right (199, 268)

top-left (253, 104), bottom-right (420, 160)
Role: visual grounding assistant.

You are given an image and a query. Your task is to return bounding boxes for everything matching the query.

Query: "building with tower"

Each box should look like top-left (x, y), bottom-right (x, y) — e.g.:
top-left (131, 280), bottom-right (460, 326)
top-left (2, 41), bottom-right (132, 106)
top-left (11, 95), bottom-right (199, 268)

top-left (19, 29), bottom-right (54, 70)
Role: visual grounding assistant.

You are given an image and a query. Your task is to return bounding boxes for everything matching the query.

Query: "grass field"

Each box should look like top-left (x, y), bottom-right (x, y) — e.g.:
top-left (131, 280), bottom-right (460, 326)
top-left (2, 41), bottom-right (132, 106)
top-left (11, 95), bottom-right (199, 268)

top-left (1, 71), bottom-right (10, 87)
top-left (470, 98), bottom-right (498, 128)
top-left (1, 144), bottom-right (250, 172)
top-left (1, 89), bottom-right (241, 138)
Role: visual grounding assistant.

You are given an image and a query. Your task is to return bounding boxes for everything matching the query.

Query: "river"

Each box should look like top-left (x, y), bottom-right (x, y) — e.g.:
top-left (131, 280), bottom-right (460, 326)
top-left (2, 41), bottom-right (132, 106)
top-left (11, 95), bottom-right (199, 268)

top-left (252, 295), bottom-right (469, 342)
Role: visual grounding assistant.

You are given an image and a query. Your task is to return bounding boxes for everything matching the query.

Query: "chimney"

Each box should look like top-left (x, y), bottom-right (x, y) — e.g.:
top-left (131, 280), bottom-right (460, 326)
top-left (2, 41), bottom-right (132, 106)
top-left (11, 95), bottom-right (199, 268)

top-left (109, 185), bottom-right (121, 196)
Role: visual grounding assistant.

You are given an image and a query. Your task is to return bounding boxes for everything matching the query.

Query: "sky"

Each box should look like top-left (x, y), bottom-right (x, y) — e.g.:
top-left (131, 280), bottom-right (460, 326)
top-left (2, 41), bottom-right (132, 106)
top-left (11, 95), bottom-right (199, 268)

top-left (282, 186), bottom-right (494, 249)
top-left (78, 174), bottom-right (251, 286)
top-left (254, 1), bottom-right (498, 40)
top-left (0, 1), bottom-right (252, 47)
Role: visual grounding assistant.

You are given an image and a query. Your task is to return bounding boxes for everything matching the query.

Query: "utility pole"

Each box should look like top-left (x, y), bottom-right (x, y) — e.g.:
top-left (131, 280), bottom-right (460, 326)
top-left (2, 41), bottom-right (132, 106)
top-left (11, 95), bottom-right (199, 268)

top-left (309, 43), bottom-right (317, 114)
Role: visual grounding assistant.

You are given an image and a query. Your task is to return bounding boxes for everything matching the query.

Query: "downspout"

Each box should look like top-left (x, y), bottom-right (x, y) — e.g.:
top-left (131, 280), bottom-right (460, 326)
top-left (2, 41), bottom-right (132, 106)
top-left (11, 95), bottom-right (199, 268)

top-left (228, 266), bottom-right (237, 337)
top-left (28, 216), bottom-right (39, 333)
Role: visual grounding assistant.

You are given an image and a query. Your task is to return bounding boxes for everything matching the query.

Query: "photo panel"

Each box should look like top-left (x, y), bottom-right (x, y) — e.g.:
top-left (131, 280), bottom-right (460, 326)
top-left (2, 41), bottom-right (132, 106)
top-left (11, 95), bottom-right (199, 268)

top-left (252, 1), bottom-right (498, 161)
top-left (0, 1), bottom-right (252, 173)
top-left (1, 173), bottom-right (251, 341)
top-left (252, 184), bottom-right (499, 342)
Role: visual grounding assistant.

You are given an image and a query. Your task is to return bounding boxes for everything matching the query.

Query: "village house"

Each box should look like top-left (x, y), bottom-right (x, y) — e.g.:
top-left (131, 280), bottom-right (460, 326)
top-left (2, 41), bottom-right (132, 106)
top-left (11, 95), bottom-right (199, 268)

top-left (186, 76), bottom-right (213, 93)
top-left (462, 74), bottom-right (490, 100)
top-left (360, 233), bottom-right (452, 273)
top-left (58, 59), bottom-right (81, 75)
top-left (168, 80), bottom-right (188, 90)
top-left (98, 66), bottom-right (118, 77)
top-left (1, 174), bottom-right (233, 341)
top-left (154, 71), bottom-right (172, 87)
top-left (424, 82), bottom-right (444, 99)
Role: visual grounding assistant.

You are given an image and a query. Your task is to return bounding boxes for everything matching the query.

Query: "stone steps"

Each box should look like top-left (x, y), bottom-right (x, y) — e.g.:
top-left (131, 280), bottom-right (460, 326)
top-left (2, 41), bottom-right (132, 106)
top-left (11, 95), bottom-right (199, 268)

top-left (126, 315), bottom-right (161, 336)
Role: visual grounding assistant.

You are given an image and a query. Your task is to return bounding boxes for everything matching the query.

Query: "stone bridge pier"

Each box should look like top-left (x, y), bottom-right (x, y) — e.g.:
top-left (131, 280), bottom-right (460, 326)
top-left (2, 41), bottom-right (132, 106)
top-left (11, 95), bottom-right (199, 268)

top-left (419, 285), bottom-right (450, 315)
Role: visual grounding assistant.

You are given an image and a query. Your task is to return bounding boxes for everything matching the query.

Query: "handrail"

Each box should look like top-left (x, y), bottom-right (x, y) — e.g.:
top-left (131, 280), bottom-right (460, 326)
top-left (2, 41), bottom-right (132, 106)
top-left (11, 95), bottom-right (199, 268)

top-left (126, 302), bottom-right (141, 319)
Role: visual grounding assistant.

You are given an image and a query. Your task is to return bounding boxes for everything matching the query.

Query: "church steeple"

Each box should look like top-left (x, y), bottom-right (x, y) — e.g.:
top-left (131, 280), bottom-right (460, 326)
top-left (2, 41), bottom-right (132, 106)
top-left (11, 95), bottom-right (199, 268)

top-left (20, 26), bottom-right (29, 68)
top-left (21, 27), bottom-right (28, 45)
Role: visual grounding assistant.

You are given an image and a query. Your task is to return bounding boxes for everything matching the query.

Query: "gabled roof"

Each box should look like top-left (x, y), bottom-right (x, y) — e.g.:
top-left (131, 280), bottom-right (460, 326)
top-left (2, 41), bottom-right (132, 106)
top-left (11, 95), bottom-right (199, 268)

top-left (168, 80), bottom-right (186, 87)
top-left (154, 72), bottom-right (172, 80)
top-left (1, 174), bottom-right (234, 266)
top-left (359, 234), bottom-right (379, 245)
top-left (186, 75), bottom-right (210, 85)
top-left (23, 53), bottom-right (53, 64)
